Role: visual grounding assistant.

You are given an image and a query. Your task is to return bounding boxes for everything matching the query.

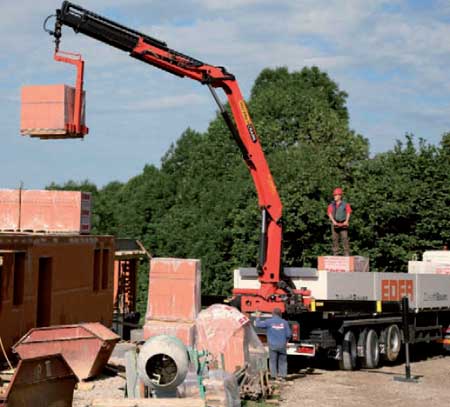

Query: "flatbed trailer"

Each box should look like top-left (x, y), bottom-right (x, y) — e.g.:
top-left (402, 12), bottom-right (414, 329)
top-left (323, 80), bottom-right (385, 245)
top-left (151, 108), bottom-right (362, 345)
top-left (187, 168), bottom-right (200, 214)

top-left (237, 268), bottom-right (450, 370)
top-left (253, 299), bottom-right (450, 370)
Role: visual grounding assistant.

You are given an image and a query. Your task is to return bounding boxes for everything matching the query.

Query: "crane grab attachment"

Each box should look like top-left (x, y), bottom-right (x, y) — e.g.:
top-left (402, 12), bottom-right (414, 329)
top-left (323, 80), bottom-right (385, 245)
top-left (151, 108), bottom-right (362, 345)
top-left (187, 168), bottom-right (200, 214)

top-left (53, 50), bottom-right (88, 137)
top-left (43, 1), bottom-right (310, 312)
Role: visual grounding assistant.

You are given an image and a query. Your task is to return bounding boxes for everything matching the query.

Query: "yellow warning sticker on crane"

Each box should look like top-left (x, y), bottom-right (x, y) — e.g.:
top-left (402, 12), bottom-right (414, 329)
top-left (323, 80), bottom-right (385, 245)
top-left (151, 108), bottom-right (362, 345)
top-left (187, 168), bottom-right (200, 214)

top-left (239, 100), bottom-right (257, 142)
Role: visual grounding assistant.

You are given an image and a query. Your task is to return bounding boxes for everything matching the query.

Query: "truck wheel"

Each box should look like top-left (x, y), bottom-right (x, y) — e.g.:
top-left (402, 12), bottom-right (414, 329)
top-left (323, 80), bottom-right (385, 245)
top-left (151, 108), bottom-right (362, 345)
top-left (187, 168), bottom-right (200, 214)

top-left (339, 330), bottom-right (357, 371)
top-left (363, 329), bottom-right (380, 369)
top-left (384, 324), bottom-right (401, 362)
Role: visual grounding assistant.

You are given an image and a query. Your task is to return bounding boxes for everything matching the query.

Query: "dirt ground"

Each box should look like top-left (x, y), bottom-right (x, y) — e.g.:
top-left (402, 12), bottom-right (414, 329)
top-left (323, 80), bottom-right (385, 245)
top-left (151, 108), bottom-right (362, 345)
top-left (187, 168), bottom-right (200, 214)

top-left (72, 351), bottom-right (449, 406)
top-left (281, 355), bottom-right (450, 407)
top-left (73, 374), bottom-right (125, 406)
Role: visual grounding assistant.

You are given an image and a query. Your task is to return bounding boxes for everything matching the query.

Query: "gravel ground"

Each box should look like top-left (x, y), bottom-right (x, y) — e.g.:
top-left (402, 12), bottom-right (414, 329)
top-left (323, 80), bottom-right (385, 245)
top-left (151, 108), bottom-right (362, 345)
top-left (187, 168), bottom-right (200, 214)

top-left (281, 355), bottom-right (450, 407)
top-left (72, 350), bottom-right (449, 406)
top-left (73, 374), bottom-right (126, 406)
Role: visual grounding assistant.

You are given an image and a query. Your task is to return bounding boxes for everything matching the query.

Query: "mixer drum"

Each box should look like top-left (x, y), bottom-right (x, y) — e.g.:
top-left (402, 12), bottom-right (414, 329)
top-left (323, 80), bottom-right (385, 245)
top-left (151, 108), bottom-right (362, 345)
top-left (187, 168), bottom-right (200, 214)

top-left (137, 335), bottom-right (190, 390)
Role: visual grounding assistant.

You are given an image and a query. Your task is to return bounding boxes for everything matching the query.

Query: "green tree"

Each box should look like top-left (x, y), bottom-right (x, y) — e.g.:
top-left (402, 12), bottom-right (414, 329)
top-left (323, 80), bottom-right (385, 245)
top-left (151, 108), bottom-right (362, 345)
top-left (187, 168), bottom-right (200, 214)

top-left (153, 66), bottom-right (367, 294)
top-left (351, 134), bottom-right (450, 271)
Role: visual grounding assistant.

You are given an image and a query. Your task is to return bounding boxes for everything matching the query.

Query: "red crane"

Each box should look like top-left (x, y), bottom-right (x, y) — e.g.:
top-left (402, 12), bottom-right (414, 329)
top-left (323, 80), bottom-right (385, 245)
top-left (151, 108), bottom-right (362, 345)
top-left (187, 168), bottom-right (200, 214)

top-left (45, 1), bottom-right (309, 313)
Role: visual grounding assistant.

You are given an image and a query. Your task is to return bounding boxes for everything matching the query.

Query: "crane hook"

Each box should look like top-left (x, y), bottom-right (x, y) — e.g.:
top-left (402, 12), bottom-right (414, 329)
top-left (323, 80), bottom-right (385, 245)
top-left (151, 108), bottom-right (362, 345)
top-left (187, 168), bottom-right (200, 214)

top-left (43, 13), bottom-right (62, 52)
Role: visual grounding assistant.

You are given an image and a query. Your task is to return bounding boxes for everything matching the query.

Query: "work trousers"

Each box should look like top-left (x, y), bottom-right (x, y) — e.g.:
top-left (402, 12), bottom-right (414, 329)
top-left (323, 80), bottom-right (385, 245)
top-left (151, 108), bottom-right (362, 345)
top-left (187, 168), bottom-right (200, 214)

top-left (332, 226), bottom-right (350, 256)
top-left (269, 348), bottom-right (287, 379)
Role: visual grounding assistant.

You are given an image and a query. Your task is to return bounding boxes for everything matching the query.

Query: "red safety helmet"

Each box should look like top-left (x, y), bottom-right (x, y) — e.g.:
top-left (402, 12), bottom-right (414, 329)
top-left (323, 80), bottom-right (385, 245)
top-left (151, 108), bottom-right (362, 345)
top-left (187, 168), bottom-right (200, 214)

top-left (333, 187), bottom-right (343, 196)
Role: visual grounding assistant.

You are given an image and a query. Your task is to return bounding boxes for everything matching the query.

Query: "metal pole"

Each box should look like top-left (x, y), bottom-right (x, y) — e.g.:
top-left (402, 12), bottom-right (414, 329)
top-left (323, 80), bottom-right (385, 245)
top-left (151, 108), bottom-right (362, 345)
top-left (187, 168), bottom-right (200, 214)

top-left (393, 296), bottom-right (419, 383)
top-left (402, 296), bottom-right (411, 379)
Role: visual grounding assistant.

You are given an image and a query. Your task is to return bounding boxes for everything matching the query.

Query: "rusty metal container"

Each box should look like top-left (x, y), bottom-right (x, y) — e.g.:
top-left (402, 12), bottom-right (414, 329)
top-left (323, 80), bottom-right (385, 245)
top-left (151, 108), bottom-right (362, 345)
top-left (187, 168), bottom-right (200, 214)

top-left (0, 354), bottom-right (77, 407)
top-left (13, 323), bottom-right (120, 381)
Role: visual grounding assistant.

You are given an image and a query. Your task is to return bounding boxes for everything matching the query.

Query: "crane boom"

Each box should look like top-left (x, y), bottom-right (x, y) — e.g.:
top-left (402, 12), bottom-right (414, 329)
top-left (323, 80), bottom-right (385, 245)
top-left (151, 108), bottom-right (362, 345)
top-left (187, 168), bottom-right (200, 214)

top-left (48, 1), bottom-right (308, 312)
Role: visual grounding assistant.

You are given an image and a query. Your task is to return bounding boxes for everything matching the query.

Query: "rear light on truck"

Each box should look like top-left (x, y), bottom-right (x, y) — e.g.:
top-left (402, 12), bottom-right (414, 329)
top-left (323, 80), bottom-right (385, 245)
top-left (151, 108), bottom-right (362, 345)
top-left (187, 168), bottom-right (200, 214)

top-left (291, 322), bottom-right (300, 341)
top-left (287, 342), bottom-right (316, 357)
top-left (297, 345), bottom-right (316, 356)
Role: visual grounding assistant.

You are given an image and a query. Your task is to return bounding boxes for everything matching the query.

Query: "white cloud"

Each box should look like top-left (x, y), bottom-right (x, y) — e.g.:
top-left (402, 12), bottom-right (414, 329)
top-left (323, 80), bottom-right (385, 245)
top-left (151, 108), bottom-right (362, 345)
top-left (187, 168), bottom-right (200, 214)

top-left (112, 93), bottom-right (208, 111)
top-left (1, 0), bottom-right (450, 187)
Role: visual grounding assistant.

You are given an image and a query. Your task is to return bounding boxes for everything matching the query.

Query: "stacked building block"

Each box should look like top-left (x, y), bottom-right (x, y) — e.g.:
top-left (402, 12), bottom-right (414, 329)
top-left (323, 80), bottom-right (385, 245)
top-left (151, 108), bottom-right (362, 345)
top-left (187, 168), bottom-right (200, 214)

top-left (20, 84), bottom-right (86, 139)
top-left (143, 258), bottom-right (201, 346)
top-left (0, 189), bottom-right (91, 234)
top-left (409, 251), bottom-right (450, 275)
top-left (0, 190), bottom-right (20, 230)
top-left (318, 256), bottom-right (369, 273)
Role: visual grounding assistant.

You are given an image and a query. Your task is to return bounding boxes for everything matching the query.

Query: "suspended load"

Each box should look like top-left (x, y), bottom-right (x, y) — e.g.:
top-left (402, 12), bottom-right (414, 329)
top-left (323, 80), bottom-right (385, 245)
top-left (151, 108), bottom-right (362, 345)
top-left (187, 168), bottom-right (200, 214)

top-left (20, 49), bottom-right (88, 139)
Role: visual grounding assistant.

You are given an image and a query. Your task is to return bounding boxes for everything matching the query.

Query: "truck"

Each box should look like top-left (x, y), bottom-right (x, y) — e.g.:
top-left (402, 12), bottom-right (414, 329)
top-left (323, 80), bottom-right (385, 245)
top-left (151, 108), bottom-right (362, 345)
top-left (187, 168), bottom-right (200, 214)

top-left (41, 2), bottom-right (450, 371)
top-left (235, 253), bottom-right (450, 370)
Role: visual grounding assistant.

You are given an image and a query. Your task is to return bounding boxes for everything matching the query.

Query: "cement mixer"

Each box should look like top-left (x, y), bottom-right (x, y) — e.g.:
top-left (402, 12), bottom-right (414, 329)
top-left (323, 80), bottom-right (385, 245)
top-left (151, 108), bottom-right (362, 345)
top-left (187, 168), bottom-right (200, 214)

top-left (125, 335), bottom-right (208, 399)
top-left (137, 335), bottom-right (190, 391)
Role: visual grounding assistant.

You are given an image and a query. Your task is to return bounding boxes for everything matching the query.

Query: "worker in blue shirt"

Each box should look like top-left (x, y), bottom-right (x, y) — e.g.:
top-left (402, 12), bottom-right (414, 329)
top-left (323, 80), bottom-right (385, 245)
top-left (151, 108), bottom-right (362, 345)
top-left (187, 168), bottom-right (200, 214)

top-left (255, 308), bottom-right (291, 380)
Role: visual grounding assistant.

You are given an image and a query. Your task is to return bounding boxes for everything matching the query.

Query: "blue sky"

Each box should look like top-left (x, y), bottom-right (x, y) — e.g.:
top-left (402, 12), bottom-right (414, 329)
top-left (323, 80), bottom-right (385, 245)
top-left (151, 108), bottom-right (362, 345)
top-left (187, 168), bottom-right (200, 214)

top-left (1, 0), bottom-right (449, 189)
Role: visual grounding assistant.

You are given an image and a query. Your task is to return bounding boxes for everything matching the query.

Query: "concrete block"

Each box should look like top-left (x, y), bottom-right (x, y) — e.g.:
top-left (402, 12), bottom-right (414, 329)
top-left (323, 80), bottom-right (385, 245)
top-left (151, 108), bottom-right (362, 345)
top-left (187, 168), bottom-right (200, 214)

top-left (143, 320), bottom-right (196, 347)
top-left (409, 260), bottom-right (450, 275)
top-left (146, 258), bottom-right (201, 322)
top-left (0, 190), bottom-right (20, 230)
top-left (430, 261), bottom-right (450, 275)
top-left (20, 84), bottom-right (86, 138)
top-left (318, 256), bottom-right (369, 273)
top-left (423, 251), bottom-right (450, 262)
top-left (20, 190), bottom-right (91, 233)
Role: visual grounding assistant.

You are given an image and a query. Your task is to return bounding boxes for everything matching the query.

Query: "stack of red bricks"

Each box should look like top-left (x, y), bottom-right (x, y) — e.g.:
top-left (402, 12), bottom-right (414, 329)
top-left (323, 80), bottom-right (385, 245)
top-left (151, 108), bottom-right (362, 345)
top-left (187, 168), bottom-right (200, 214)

top-left (21, 84), bottom-right (87, 139)
top-left (0, 189), bottom-right (91, 234)
top-left (318, 255), bottom-right (369, 273)
top-left (143, 258), bottom-right (201, 346)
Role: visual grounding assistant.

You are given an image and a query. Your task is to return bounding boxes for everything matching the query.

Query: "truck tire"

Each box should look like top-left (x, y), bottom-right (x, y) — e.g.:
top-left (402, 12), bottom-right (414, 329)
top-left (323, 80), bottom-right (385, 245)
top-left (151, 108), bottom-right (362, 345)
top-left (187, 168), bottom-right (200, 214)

top-left (339, 330), bottom-right (357, 371)
top-left (384, 324), bottom-right (401, 362)
top-left (363, 329), bottom-right (380, 369)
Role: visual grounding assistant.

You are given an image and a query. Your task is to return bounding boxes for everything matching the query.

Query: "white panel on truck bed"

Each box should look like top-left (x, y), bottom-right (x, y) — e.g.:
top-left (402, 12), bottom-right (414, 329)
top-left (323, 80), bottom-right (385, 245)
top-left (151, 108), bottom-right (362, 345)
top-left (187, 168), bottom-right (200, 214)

top-left (301, 271), bottom-right (374, 301)
top-left (234, 267), bottom-right (450, 310)
top-left (325, 271), bottom-right (375, 301)
top-left (415, 274), bottom-right (450, 308)
top-left (234, 268), bottom-right (374, 301)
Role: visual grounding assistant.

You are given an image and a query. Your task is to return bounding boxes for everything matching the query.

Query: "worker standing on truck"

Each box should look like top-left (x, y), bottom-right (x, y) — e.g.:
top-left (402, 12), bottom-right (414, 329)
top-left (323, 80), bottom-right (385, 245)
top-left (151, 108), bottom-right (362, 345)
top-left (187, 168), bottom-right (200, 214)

top-left (327, 187), bottom-right (352, 256)
top-left (254, 308), bottom-right (291, 381)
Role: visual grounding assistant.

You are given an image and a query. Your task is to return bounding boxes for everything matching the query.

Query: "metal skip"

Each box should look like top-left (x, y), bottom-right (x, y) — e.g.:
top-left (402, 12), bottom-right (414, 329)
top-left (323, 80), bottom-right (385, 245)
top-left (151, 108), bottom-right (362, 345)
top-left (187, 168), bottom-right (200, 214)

top-left (0, 354), bottom-right (77, 407)
top-left (12, 323), bottom-right (120, 381)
